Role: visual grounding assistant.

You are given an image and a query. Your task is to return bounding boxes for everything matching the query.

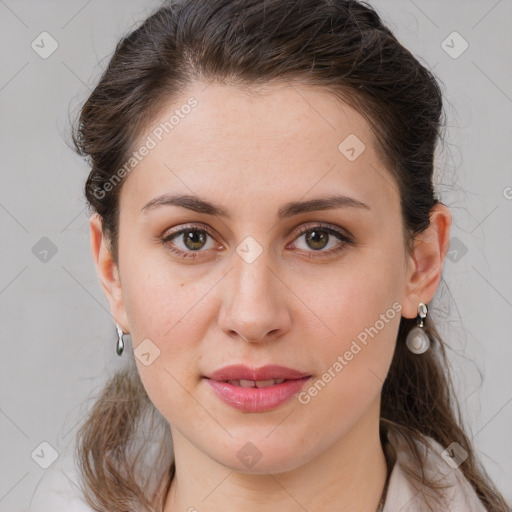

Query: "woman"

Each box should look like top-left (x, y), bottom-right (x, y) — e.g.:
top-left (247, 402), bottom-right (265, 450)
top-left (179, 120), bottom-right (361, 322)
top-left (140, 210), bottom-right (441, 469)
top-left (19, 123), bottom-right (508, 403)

top-left (29, 0), bottom-right (510, 511)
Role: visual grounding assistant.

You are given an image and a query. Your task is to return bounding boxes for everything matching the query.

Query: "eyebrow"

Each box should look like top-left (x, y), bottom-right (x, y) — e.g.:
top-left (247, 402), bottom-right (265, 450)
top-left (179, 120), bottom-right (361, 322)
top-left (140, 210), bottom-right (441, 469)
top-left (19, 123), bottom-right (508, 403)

top-left (140, 193), bottom-right (370, 220)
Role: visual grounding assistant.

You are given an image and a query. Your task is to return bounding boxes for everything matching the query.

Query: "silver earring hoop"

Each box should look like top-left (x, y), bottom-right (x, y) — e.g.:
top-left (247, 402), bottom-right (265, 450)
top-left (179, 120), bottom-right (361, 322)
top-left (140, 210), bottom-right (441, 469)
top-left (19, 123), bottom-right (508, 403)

top-left (406, 302), bottom-right (429, 354)
top-left (116, 323), bottom-right (125, 356)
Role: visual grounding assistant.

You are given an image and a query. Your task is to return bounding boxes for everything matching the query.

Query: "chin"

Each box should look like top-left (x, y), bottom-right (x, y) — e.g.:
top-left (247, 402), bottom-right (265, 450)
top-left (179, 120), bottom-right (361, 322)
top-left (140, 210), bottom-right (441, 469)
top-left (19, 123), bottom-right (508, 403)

top-left (208, 436), bottom-right (315, 475)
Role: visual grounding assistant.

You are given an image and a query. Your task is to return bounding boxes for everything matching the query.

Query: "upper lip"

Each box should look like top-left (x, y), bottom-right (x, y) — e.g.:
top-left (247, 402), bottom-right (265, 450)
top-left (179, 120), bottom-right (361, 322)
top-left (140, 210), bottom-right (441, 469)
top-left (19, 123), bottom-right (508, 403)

top-left (205, 364), bottom-right (311, 381)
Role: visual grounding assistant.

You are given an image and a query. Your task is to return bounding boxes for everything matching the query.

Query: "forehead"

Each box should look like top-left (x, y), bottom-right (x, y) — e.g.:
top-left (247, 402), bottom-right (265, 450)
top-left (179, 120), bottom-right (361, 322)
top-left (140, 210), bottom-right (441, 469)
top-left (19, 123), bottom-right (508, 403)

top-left (120, 81), bottom-right (400, 221)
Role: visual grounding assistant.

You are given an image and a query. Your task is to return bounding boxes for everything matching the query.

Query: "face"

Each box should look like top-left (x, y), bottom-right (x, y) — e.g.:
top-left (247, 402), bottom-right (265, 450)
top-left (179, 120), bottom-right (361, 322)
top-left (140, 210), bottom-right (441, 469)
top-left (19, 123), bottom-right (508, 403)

top-left (91, 81), bottom-right (447, 474)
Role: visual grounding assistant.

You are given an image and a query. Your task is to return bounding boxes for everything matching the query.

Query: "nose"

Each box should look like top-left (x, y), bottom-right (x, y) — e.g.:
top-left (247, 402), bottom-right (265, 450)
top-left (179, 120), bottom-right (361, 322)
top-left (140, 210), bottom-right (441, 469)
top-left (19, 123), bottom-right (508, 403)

top-left (218, 248), bottom-right (292, 344)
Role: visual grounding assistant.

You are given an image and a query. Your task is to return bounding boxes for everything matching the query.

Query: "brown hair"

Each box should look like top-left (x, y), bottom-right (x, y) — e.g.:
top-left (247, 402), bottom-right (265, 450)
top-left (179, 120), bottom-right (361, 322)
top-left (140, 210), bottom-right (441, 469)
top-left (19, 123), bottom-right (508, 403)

top-left (71, 1), bottom-right (508, 510)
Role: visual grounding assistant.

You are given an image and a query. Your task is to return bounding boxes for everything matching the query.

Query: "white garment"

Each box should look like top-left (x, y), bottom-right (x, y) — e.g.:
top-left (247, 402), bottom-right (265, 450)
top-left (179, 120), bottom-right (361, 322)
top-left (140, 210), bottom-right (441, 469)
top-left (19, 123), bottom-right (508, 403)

top-left (29, 428), bottom-right (490, 512)
top-left (382, 428), bottom-right (489, 511)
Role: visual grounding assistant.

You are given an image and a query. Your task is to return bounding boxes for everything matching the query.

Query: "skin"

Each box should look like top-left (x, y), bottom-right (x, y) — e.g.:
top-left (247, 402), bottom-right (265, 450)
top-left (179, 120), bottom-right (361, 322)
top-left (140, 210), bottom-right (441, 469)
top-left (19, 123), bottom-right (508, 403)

top-left (90, 81), bottom-right (451, 512)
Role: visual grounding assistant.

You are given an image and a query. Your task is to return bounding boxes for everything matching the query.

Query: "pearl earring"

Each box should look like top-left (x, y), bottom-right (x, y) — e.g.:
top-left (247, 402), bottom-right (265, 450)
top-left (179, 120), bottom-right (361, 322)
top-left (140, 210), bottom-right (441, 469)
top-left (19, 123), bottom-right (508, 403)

top-left (406, 302), bottom-right (429, 354)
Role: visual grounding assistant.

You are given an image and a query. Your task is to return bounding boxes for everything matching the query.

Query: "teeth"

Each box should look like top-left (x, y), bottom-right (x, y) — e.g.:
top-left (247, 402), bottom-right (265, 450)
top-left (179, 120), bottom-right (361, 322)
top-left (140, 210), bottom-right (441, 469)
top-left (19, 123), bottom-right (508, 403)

top-left (227, 378), bottom-right (287, 388)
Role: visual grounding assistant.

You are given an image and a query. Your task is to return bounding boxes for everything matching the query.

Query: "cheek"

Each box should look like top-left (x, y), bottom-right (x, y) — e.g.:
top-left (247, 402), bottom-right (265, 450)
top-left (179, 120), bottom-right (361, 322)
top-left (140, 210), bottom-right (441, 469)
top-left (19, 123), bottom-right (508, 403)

top-left (120, 244), bottom-right (203, 343)
top-left (125, 272), bottom-right (204, 421)
top-left (294, 246), bottom-right (402, 400)
top-left (119, 262), bottom-right (206, 414)
top-left (296, 287), bottom-right (399, 439)
top-left (295, 245), bottom-right (403, 347)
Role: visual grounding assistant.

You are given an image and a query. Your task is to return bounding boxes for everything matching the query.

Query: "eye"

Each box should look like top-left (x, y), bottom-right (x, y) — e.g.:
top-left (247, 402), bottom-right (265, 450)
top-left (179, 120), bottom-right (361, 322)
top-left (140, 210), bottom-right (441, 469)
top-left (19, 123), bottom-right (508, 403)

top-left (162, 225), bottom-right (219, 259)
top-left (161, 223), bottom-right (354, 260)
top-left (288, 223), bottom-right (353, 259)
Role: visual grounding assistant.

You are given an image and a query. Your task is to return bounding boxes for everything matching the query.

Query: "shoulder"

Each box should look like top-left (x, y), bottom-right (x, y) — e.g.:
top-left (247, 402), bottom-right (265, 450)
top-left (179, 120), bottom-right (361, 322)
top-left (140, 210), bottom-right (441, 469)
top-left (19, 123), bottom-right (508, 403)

top-left (28, 449), bottom-right (94, 512)
top-left (383, 427), bottom-right (488, 512)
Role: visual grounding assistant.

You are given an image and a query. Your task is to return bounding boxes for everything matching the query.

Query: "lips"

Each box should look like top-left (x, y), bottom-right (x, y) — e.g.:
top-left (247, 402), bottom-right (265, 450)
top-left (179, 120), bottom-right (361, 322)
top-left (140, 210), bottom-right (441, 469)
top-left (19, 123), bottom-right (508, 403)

top-left (203, 365), bottom-right (312, 412)
top-left (205, 364), bottom-right (311, 382)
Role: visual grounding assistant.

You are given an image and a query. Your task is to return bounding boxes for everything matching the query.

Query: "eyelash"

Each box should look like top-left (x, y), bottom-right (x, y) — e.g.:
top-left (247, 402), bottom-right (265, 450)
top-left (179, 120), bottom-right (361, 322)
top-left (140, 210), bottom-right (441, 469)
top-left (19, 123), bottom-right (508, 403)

top-left (161, 223), bottom-right (354, 260)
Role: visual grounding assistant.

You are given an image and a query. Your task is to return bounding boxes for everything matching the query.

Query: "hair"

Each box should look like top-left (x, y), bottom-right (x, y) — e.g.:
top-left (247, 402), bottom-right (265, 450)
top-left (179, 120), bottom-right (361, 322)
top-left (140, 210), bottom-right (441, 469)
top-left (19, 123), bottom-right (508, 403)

top-left (71, 1), bottom-right (508, 511)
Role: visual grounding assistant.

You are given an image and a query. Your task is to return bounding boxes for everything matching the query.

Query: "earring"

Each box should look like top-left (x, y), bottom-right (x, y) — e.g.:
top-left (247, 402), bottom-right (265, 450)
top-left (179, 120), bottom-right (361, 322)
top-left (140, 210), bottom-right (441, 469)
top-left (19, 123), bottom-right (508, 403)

top-left (406, 302), bottom-right (429, 354)
top-left (116, 323), bottom-right (125, 356)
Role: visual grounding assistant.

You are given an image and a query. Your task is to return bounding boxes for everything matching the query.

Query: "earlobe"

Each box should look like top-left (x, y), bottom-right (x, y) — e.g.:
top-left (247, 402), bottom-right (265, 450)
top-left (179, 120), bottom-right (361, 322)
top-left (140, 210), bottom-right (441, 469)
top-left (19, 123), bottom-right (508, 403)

top-left (89, 213), bottom-right (129, 331)
top-left (401, 203), bottom-right (452, 319)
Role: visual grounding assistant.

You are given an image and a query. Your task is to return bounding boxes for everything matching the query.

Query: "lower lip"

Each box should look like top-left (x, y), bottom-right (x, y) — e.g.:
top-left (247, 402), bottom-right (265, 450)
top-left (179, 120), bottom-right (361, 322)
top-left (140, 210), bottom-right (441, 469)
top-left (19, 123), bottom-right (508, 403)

top-left (204, 377), bottom-right (311, 412)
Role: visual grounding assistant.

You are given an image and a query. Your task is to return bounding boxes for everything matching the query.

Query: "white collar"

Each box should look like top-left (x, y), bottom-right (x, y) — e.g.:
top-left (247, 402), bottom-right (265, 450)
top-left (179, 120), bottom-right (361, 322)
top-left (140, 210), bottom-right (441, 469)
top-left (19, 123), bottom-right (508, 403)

top-left (382, 427), bottom-right (488, 511)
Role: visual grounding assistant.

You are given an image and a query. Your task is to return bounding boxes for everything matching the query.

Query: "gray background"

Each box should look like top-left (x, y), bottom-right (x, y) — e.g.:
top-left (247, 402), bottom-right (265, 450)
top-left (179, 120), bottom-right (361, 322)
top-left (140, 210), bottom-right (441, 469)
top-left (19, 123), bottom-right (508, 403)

top-left (0, 0), bottom-right (511, 509)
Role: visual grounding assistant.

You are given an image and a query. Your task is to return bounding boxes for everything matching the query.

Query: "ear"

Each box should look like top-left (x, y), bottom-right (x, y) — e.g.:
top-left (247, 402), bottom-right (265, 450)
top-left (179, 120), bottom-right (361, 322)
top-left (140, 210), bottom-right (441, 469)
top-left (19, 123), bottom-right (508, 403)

top-left (401, 202), bottom-right (452, 319)
top-left (89, 213), bottom-right (129, 332)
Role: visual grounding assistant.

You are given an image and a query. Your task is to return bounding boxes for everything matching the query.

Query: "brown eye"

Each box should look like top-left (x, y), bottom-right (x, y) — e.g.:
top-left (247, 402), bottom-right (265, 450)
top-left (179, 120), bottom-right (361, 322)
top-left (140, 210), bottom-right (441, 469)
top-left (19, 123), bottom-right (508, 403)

top-left (290, 224), bottom-right (354, 258)
top-left (162, 226), bottom-right (218, 259)
top-left (303, 228), bottom-right (330, 250)
top-left (180, 229), bottom-right (208, 251)
top-left (161, 223), bottom-right (353, 261)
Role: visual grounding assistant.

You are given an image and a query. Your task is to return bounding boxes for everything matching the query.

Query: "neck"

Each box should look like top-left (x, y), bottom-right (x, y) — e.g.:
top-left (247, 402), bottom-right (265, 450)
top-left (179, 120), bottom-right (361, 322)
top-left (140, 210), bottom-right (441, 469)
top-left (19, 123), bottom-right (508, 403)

top-left (164, 412), bottom-right (389, 512)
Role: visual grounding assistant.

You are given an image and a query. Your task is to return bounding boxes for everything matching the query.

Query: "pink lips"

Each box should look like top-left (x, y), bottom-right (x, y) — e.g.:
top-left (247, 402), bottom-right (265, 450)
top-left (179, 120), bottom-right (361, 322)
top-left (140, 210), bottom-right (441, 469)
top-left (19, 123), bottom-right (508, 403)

top-left (203, 364), bottom-right (312, 412)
